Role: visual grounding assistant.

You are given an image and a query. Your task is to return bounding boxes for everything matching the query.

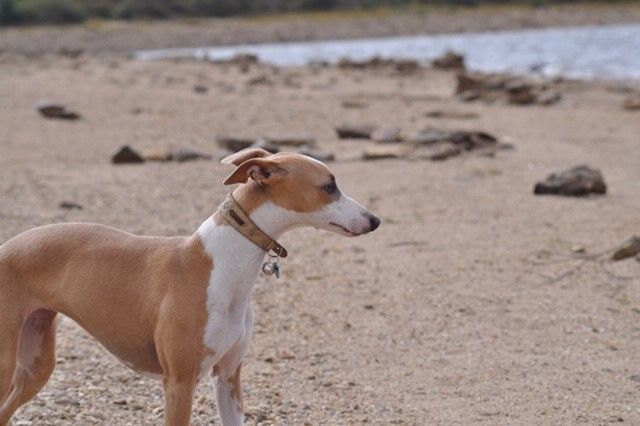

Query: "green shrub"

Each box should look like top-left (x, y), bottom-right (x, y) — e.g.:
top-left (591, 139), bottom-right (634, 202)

top-left (14, 0), bottom-right (87, 23)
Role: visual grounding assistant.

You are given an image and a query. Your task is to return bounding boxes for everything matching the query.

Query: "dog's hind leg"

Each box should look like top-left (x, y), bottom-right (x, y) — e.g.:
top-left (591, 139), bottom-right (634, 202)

top-left (0, 309), bottom-right (58, 426)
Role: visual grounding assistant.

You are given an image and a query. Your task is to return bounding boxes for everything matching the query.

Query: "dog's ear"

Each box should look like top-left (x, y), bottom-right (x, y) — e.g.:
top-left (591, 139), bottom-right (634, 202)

top-left (221, 148), bottom-right (271, 166)
top-left (224, 158), bottom-right (287, 185)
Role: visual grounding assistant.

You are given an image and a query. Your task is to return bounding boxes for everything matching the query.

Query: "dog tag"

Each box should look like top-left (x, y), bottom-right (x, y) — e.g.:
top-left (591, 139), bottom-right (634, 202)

top-left (261, 261), bottom-right (280, 278)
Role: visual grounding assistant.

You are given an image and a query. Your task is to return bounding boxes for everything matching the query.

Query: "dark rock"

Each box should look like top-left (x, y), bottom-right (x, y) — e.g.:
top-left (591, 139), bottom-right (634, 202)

top-left (428, 143), bottom-right (463, 161)
top-left (425, 109), bottom-right (479, 119)
top-left (455, 73), bottom-right (488, 94)
top-left (449, 131), bottom-right (497, 150)
top-left (59, 201), bottom-right (83, 210)
top-left (193, 84), bottom-right (208, 94)
top-left (112, 146), bottom-right (145, 164)
top-left (336, 123), bottom-right (375, 139)
top-left (431, 51), bottom-right (465, 70)
top-left (507, 82), bottom-right (537, 105)
top-left (611, 236), bottom-right (640, 261)
top-left (37, 101), bottom-right (80, 120)
top-left (215, 136), bottom-right (255, 152)
top-left (534, 165), bottom-right (607, 196)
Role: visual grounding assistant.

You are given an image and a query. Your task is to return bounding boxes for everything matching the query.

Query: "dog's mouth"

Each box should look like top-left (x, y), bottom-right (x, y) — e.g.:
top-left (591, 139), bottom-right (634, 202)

top-left (329, 222), bottom-right (359, 237)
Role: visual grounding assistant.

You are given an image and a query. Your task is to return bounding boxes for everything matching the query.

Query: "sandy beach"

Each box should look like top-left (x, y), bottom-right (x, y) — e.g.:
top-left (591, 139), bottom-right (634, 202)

top-left (1, 6), bottom-right (640, 425)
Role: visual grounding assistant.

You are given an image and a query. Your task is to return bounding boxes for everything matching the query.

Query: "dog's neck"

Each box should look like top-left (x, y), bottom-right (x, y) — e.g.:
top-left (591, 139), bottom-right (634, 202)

top-left (195, 183), bottom-right (294, 300)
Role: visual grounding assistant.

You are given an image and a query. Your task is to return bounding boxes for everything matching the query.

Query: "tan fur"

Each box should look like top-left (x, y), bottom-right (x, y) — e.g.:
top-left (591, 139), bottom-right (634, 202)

top-left (0, 223), bottom-right (213, 425)
top-left (230, 153), bottom-right (338, 215)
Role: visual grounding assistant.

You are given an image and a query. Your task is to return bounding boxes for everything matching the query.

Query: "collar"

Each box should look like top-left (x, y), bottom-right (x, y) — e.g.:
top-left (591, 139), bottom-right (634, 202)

top-left (220, 194), bottom-right (288, 258)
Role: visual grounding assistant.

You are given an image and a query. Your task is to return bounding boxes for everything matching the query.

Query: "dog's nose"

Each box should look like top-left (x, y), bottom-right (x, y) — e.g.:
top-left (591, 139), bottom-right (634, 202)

top-left (368, 214), bottom-right (380, 231)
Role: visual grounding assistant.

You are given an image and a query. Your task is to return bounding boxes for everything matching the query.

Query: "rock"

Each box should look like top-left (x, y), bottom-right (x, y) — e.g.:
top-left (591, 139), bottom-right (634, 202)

top-left (393, 59), bottom-right (420, 75)
top-left (298, 149), bottom-right (335, 162)
top-left (425, 109), bottom-right (479, 119)
top-left (630, 374), bottom-right (640, 383)
top-left (623, 95), bottom-right (640, 110)
top-left (111, 146), bottom-right (144, 164)
top-left (56, 47), bottom-right (83, 58)
top-left (611, 236), bottom-right (640, 261)
top-left (337, 56), bottom-right (420, 74)
top-left (59, 201), bottom-right (83, 210)
top-left (371, 126), bottom-right (401, 143)
top-left (37, 101), bottom-right (80, 120)
top-left (192, 84), bottom-right (208, 94)
top-left (534, 165), bottom-right (607, 196)
top-left (431, 51), bottom-right (465, 70)
top-left (341, 99), bottom-right (368, 109)
top-left (336, 123), bottom-right (375, 139)
top-left (212, 53), bottom-right (259, 72)
top-left (215, 136), bottom-right (255, 152)
top-left (246, 74), bottom-right (274, 86)
top-left (427, 143), bottom-right (462, 161)
top-left (263, 135), bottom-right (316, 147)
top-left (362, 145), bottom-right (410, 160)
top-left (507, 82), bottom-right (537, 105)
top-left (448, 131), bottom-right (497, 150)
top-left (455, 72), bottom-right (488, 94)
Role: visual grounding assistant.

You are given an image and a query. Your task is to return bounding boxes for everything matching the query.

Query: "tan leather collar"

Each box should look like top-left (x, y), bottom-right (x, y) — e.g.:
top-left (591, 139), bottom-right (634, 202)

top-left (220, 194), bottom-right (288, 258)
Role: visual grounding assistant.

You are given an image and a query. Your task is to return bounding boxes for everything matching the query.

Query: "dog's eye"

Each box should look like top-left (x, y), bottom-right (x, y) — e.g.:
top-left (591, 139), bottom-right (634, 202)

top-left (323, 182), bottom-right (337, 194)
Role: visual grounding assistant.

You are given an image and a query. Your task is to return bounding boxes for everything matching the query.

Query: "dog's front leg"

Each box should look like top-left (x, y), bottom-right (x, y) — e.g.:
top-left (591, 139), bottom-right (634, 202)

top-left (163, 376), bottom-right (197, 426)
top-left (212, 306), bottom-right (253, 426)
top-left (214, 362), bottom-right (245, 426)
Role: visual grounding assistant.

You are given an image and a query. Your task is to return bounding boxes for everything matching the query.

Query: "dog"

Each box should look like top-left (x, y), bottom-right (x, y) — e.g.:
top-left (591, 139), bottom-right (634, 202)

top-left (0, 148), bottom-right (380, 426)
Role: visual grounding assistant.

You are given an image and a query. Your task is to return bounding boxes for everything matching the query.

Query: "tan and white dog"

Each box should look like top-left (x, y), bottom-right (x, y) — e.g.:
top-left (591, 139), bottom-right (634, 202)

top-left (0, 148), bottom-right (380, 426)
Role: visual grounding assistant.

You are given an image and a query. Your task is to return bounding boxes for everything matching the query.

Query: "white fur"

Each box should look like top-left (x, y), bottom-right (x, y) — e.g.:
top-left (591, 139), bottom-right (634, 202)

top-left (194, 193), bottom-right (373, 425)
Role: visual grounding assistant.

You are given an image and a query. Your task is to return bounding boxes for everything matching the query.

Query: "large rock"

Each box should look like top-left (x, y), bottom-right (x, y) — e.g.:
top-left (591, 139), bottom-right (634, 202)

top-left (336, 123), bottom-right (375, 139)
top-left (37, 101), bottom-right (80, 120)
top-left (112, 146), bottom-right (144, 164)
top-left (431, 51), bottom-right (465, 70)
top-left (534, 165), bottom-right (607, 196)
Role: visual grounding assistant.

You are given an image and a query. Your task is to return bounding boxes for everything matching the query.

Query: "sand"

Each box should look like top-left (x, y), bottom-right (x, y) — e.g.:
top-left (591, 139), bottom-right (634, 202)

top-left (1, 18), bottom-right (640, 425)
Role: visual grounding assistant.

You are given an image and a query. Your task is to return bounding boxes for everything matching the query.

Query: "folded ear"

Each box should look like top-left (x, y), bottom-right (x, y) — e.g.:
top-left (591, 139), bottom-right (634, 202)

top-left (223, 158), bottom-right (287, 185)
top-left (221, 148), bottom-right (271, 166)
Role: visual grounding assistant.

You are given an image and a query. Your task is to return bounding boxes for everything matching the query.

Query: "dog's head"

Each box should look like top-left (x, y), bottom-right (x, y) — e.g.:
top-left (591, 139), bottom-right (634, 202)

top-left (221, 148), bottom-right (380, 237)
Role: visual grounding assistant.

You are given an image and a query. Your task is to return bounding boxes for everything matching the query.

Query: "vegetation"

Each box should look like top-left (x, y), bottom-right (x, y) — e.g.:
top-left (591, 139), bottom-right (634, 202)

top-left (0, 0), bottom-right (632, 25)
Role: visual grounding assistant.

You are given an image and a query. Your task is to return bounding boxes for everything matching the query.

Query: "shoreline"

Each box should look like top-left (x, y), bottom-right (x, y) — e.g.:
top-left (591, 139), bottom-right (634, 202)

top-left (2, 3), bottom-right (640, 56)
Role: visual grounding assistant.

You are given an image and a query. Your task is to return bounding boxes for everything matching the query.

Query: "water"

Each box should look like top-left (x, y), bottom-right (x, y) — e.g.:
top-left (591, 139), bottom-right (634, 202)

top-left (135, 24), bottom-right (640, 80)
